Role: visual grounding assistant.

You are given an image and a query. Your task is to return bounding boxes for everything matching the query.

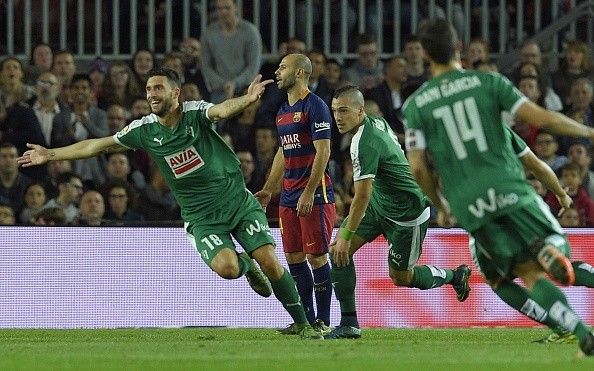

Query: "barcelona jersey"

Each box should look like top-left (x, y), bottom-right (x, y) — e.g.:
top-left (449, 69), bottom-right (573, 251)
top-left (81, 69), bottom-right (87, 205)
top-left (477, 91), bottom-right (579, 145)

top-left (276, 91), bottom-right (335, 207)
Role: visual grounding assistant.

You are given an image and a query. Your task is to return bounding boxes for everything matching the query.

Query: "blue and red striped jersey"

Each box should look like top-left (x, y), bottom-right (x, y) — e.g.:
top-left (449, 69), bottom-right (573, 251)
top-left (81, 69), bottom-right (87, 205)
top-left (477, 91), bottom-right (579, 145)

top-left (276, 91), bottom-right (335, 207)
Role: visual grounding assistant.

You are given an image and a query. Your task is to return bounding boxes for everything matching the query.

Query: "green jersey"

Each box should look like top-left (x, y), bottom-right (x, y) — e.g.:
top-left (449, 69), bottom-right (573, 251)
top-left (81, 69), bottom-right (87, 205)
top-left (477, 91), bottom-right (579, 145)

top-left (403, 69), bottom-right (534, 231)
top-left (350, 115), bottom-right (427, 222)
top-left (114, 101), bottom-right (245, 222)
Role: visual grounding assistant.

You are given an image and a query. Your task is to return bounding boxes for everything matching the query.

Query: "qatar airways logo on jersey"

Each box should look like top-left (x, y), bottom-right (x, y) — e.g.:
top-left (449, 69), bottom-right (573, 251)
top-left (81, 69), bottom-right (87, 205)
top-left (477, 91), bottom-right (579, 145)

top-left (164, 145), bottom-right (205, 178)
top-left (281, 133), bottom-right (301, 150)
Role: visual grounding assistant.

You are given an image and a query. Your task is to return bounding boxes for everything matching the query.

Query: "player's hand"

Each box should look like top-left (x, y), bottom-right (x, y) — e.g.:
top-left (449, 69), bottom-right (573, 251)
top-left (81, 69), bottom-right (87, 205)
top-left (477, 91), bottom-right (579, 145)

top-left (330, 238), bottom-right (351, 267)
top-left (436, 208), bottom-right (456, 228)
top-left (556, 191), bottom-right (573, 216)
top-left (254, 189), bottom-right (272, 210)
top-left (296, 190), bottom-right (314, 216)
top-left (246, 74), bottom-right (273, 103)
top-left (17, 143), bottom-right (50, 167)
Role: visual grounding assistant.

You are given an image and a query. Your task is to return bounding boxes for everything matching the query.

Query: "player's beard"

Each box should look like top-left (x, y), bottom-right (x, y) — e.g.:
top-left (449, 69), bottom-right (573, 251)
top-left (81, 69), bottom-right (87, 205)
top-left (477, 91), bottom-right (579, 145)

top-left (278, 75), bottom-right (296, 91)
top-left (151, 97), bottom-right (173, 116)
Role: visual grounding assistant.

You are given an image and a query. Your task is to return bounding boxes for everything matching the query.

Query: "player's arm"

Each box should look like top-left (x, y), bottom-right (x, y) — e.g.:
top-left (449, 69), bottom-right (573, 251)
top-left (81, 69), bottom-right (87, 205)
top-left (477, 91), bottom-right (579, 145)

top-left (515, 100), bottom-right (594, 141)
top-left (207, 75), bottom-right (273, 121)
top-left (254, 148), bottom-right (285, 209)
top-left (520, 149), bottom-right (572, 210)
top-left (17, 136), bottom-right (122, 167)
top-left (297, 139), bottom-right (331, 216)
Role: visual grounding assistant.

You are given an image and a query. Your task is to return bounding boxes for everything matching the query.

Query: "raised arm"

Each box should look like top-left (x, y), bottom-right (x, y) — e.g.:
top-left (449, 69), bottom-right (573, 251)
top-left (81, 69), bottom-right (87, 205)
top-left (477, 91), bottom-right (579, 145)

top-left (207, 74), bottom-right (273, 122)
top-left (516, 100), bottom-right (594, 141)
top-left (17, 136), bottom-right (122, 167)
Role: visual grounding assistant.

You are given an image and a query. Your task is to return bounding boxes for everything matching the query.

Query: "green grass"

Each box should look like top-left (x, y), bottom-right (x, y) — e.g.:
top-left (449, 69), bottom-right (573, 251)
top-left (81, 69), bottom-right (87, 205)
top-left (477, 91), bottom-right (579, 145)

top-left (0, 328), bottom-right (592, 371)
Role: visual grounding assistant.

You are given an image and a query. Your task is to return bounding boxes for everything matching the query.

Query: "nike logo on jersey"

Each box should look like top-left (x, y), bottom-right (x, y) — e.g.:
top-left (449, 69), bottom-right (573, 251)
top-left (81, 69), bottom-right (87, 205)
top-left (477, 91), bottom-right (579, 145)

top-left (153, 137), bottom-right (163, 145)
top-left (164, 145), bottom-right (205, 178)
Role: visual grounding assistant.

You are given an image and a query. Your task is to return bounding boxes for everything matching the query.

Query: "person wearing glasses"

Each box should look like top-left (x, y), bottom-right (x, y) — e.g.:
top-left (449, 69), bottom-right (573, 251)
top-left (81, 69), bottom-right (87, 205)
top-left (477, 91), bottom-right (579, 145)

top-left (43, 172), bottom-right (83, 224)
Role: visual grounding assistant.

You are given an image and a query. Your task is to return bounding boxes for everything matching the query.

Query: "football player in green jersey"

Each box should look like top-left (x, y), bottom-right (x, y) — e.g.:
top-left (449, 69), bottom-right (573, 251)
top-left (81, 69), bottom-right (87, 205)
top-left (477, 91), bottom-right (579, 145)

top-left (403, 19), bottom-right (593, 355)
top-left (17, 68), bottom-right (322, 339)
top-left (324, 84), bottom-right (471, 339)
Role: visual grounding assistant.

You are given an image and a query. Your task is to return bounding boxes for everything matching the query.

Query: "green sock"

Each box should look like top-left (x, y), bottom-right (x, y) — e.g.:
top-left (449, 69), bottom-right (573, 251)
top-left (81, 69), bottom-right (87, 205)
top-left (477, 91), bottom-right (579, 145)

top-left (573, 261), bottom-right (594, 288)
top-left (237, 252), bottom-right (251, 277)
top-left (529, 278), bottom-right (591, 342)
top-left (270, 268), bottom-right (308, 324)
top-left (330, 256), bottom-right (358, 327)
top-left (409, 265), bottom-right (454, 289)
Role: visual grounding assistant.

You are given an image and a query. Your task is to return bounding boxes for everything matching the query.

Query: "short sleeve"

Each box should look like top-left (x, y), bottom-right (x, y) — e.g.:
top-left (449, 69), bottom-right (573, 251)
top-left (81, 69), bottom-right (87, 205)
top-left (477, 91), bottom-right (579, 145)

top-left (308, 97), bottom-right (333, 141)
top-left (114, 119), bottom-right (145, 149)
top-left (351, 128), bottom-right (378, 181)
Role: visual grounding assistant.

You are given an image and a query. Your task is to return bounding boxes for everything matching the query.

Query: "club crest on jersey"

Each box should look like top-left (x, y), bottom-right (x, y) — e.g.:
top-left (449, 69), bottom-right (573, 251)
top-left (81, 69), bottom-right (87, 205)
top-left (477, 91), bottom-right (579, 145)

top-left (293, 112), bottom-right (302, 122)
top-left (165, 145), bottom-right (204, 178)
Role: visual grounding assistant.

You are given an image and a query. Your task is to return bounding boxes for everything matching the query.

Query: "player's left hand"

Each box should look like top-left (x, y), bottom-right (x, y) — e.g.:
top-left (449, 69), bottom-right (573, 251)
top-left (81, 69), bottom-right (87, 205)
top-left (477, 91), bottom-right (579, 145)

top-left (556, 191), bottom-right (573, 216)
top-left (330, 238), bottom-right (351, 267)
top-left (246, 74), bottom-right (273, 103)
top-left (296, 190), bottom-right (314, 216)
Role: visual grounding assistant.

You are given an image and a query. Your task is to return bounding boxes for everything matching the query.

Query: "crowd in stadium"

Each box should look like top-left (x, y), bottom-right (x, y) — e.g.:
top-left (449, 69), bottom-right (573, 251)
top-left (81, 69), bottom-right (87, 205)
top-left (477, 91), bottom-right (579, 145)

top-left (1, 1), bottom-right (594, 228)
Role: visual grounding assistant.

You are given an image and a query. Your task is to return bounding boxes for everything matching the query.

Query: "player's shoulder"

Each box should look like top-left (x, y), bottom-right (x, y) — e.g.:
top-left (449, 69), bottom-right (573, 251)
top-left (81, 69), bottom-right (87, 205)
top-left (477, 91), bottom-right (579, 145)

top-left (401, 79), bottom-right (432, 111)
top-left (182, 100), bottom-right (214, 113)
top-left (119, 114), bottom-right (159, 135)
top-left (304, 92), bottom-right (330, 110)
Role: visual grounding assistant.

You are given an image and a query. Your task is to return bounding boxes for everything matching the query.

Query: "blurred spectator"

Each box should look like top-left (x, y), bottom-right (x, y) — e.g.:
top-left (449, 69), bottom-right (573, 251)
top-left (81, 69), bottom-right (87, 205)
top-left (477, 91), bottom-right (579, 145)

top-left (106, 104), bottom-right (128, 134)
top-left (253, 126), bottom-right (277, 185)
top-left (533, 131), bottom-right (568, 173)
top-left (30, 72), bottom-right (62, 146)
top-left (131, 49), bottom-right (155, 88)
top-left (179, 82), bottom-right (202, 103)
top-left (25, 43), bottom-right (53, 85)
top-left (19, 182), bottom-right (47, 224)
top-left (260, 38), bottom-right (307, 82)
top-left (307, 50), bottom-right (332, 105)
top-left (565, 78), bottom-right (593, 127)
top-left (77, 190), bottom-right (105, 226)
top-left (474, 60), bottom-right (499, 73)
top-left (98, 61), bottom-right (144, 112)
top-left (567, 143), bottom-right (594, 199)
top-left (88, 57), bottom-right (109, 105)
top-left (51, 49), bottom-right (77, 106)
top-left (403, 35), bottom-right (429, 88)
top-left (177, 37), bottom-right (209, 100)
top-left (558, 206), bottom-right (581, 228)
top-left (0, 57), bottom-right (35, 107)
top-left (344, 33), bottom-right (384, 91)
top-left (545, 163), bottom-right (594, 226)
top-left (32, 206), bottom-right (66, 226)
top-left (324, 58), bottom-right (344, 93)
top-left (466, 37), bottom-right (490, 68)
top-left (517, 61), bottom-right (563, 112)
top-left (363, 100), bottom-right (383, 117)
top-left (0, 142), bottom-right (31, 213)
top-left (161, 52), bottom-right (185, 82)
top-left (137, 165), bottom-right (180, 221)
top-left (43, 159), bottom-right (72, 199)
top-left (104, 152), bottom-right (145, 191)
top-left (201, 0), bottom-right (262, 103)
top-left (0, 202), bottom-right (16, 225)
top-left (130, 98), bottom-right (151, 120)
top-left (552, 40), bottom-right (594, 109)
top-left (219, 92), bottom-right (259, 154)
top-left (44, 172), bottom-right (82, 224)
top-left (364, 55), bottom-right (408, 139)
top-left (512, 75), bottom-right (546, 148)
top-left (236, 150), bottom-right (260, 193)
top-left (52, 74), bottom-right (109, 186)
top-left (527, 175), bottom-right (547, 199)
top-left (103, 179), bottom-right (144, 224)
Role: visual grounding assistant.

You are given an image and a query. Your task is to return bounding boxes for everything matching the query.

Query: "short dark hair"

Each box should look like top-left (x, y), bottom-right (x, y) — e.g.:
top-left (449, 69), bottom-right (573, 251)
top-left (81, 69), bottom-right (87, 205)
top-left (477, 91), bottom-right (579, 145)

top-left (418, 19), bottom-right (457, 64)
top-left (147, 67), bottom-right (181, 88)
top-left (56, 172), bottom-right (81, 186)
top-left (356, 33), bottom-right (376, 48)
top-left (0, 142), bottom-right (17, 151)
top-left (333, 84), bottom-right (360, 100)
top-left (70, 73), bottom-right (91, 86)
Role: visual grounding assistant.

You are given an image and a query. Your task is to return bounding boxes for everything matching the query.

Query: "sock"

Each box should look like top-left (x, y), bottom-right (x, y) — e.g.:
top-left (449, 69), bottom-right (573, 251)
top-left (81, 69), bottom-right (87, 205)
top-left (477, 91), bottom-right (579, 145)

top-left (237, 252), bottom-right (251, 277)
top-left (313, 262), bottom-right (332, 325)
top-left (330, 254), bottom-right (359, 327)
top-left (494, 280), bottom-right (559, 330)
top-left (529, 278), bottom-right (591, 342)
top-left (572, 261), bottom-right (594, 288)
top-left (288, 262), bottom-right (315, 324)
top-left (409, 265), bottom-right (454, 289)
top-left (270, 268), bottom-right (308, 325)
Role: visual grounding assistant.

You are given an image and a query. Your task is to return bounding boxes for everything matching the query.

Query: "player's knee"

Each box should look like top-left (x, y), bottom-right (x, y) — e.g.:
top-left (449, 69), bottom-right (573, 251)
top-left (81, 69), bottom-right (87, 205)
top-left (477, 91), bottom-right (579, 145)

top-left (306, 253), bottom-right (328, 269)
top-left (253, 244), bottom-right (284, 280)
top-left (389, 269), bottom-right (413, 287)
top-left (212, 263), bottom-right (240, 279)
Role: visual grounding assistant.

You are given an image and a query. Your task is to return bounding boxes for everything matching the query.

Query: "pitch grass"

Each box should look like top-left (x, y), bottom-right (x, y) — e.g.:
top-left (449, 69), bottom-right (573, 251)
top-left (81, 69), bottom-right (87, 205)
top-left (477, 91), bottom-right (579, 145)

top-left (0, 328), bottom-right (592, 371)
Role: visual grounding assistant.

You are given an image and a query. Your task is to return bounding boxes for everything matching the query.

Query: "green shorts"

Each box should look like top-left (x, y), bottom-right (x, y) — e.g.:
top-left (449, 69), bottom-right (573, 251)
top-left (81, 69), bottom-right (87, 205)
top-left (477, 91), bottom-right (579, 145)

top-left (343, 204), bottom-right (430, 271)
top-left (185, 190), bottom-right (275, 266)
top-left (469, 196), bottom-right (569, 282)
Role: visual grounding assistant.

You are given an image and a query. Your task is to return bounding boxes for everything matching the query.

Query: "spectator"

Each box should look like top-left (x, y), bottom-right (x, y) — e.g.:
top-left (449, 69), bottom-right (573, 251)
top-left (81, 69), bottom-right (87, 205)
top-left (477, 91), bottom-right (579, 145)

top-left (201, 0), bottom-right (262, 103)
top-left (306, 50), bottom-right (332, 105)
top-left (261, 38), bottom-right (307, 83)
top-left (517, 61), bottom-right (563, 112)
top-left (179, 82), bottom-right (202, 103)
top-left (466, 37), bottom-right (490, 68)
top-left (253, 126), bottom-right (277, 184)
top-left (324, 58), bottom-right (344, 93)
top-left (131, 49), bottom-right (155, 88)
top-left (363, 99), bottom-right (383, 117)
top-left (103, 152), bottom-right (145, 191)
top-left (565, 78), bottom-right (593, 128)
top-left (130, 98), bottom-right (151, 120)
top-left (558, 206), bottom-right (581, 228)
top-left (236, 150), bottom-right (260, 193)
top-left (161, 52), bottom-right (185, 83)
top-left (137, 165), bottom-right (180, 222)
top-left (32, 206), bottom-right (66, 226)
top-left (0, 57), bottom-right (35, 107)
top-left (533, 131), bottom-right (568, 173)
top-left (98, 61), bottom-right (144, 111)
top-left (103, 179), bottom-right (144, 224)
top-left (545, 163), bottom-right (594, 227)
top-left (512, 75), bottom-right (546, 148)
top-left (219, 91), bottom-right (259, 154)
top-left (106, 104), bottom-right (128, 134)
top-left (177, 37), bottom-right (209, 100)
top-left (19, 182), bottom-right (47, 224)
top-left (44, 172), bottom-right (82, 224)
top-left (43, 159), bottom-right (72, 199)
top-left (403, 35), bottom-right (429, 88)
top-left (52, 73), bottom-right (109, 186)
top-left (474, 60), bottom-right (498, 73)
top-left (51, 49), bottom-right (77, 106)
top-left (567, 143), bottom-right (594, 199)
top-left (0, 202), bottom-right (16, 225)
top-left (77, 190), bottom-right (105, 226)
top-left (0, 142), bottom-right (31, 213)
top-left (87, 57), bottom-right (109, 105)
top-left (343, 33), bottom-right (384, 91)
top-left (552, 40), bottom-right (594, 109)
top-left (30, 72), bottom-right (62, 146)
top-left (25, 43), bottom-right (53, 85)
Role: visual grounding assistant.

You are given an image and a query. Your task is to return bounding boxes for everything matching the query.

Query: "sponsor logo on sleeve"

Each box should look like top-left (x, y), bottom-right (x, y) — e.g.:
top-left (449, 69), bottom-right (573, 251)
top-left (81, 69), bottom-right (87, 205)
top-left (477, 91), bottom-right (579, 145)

top-left (314, 121), bottom-right (331, 132)
top-left (164, 145), bottom-right (205, 178)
